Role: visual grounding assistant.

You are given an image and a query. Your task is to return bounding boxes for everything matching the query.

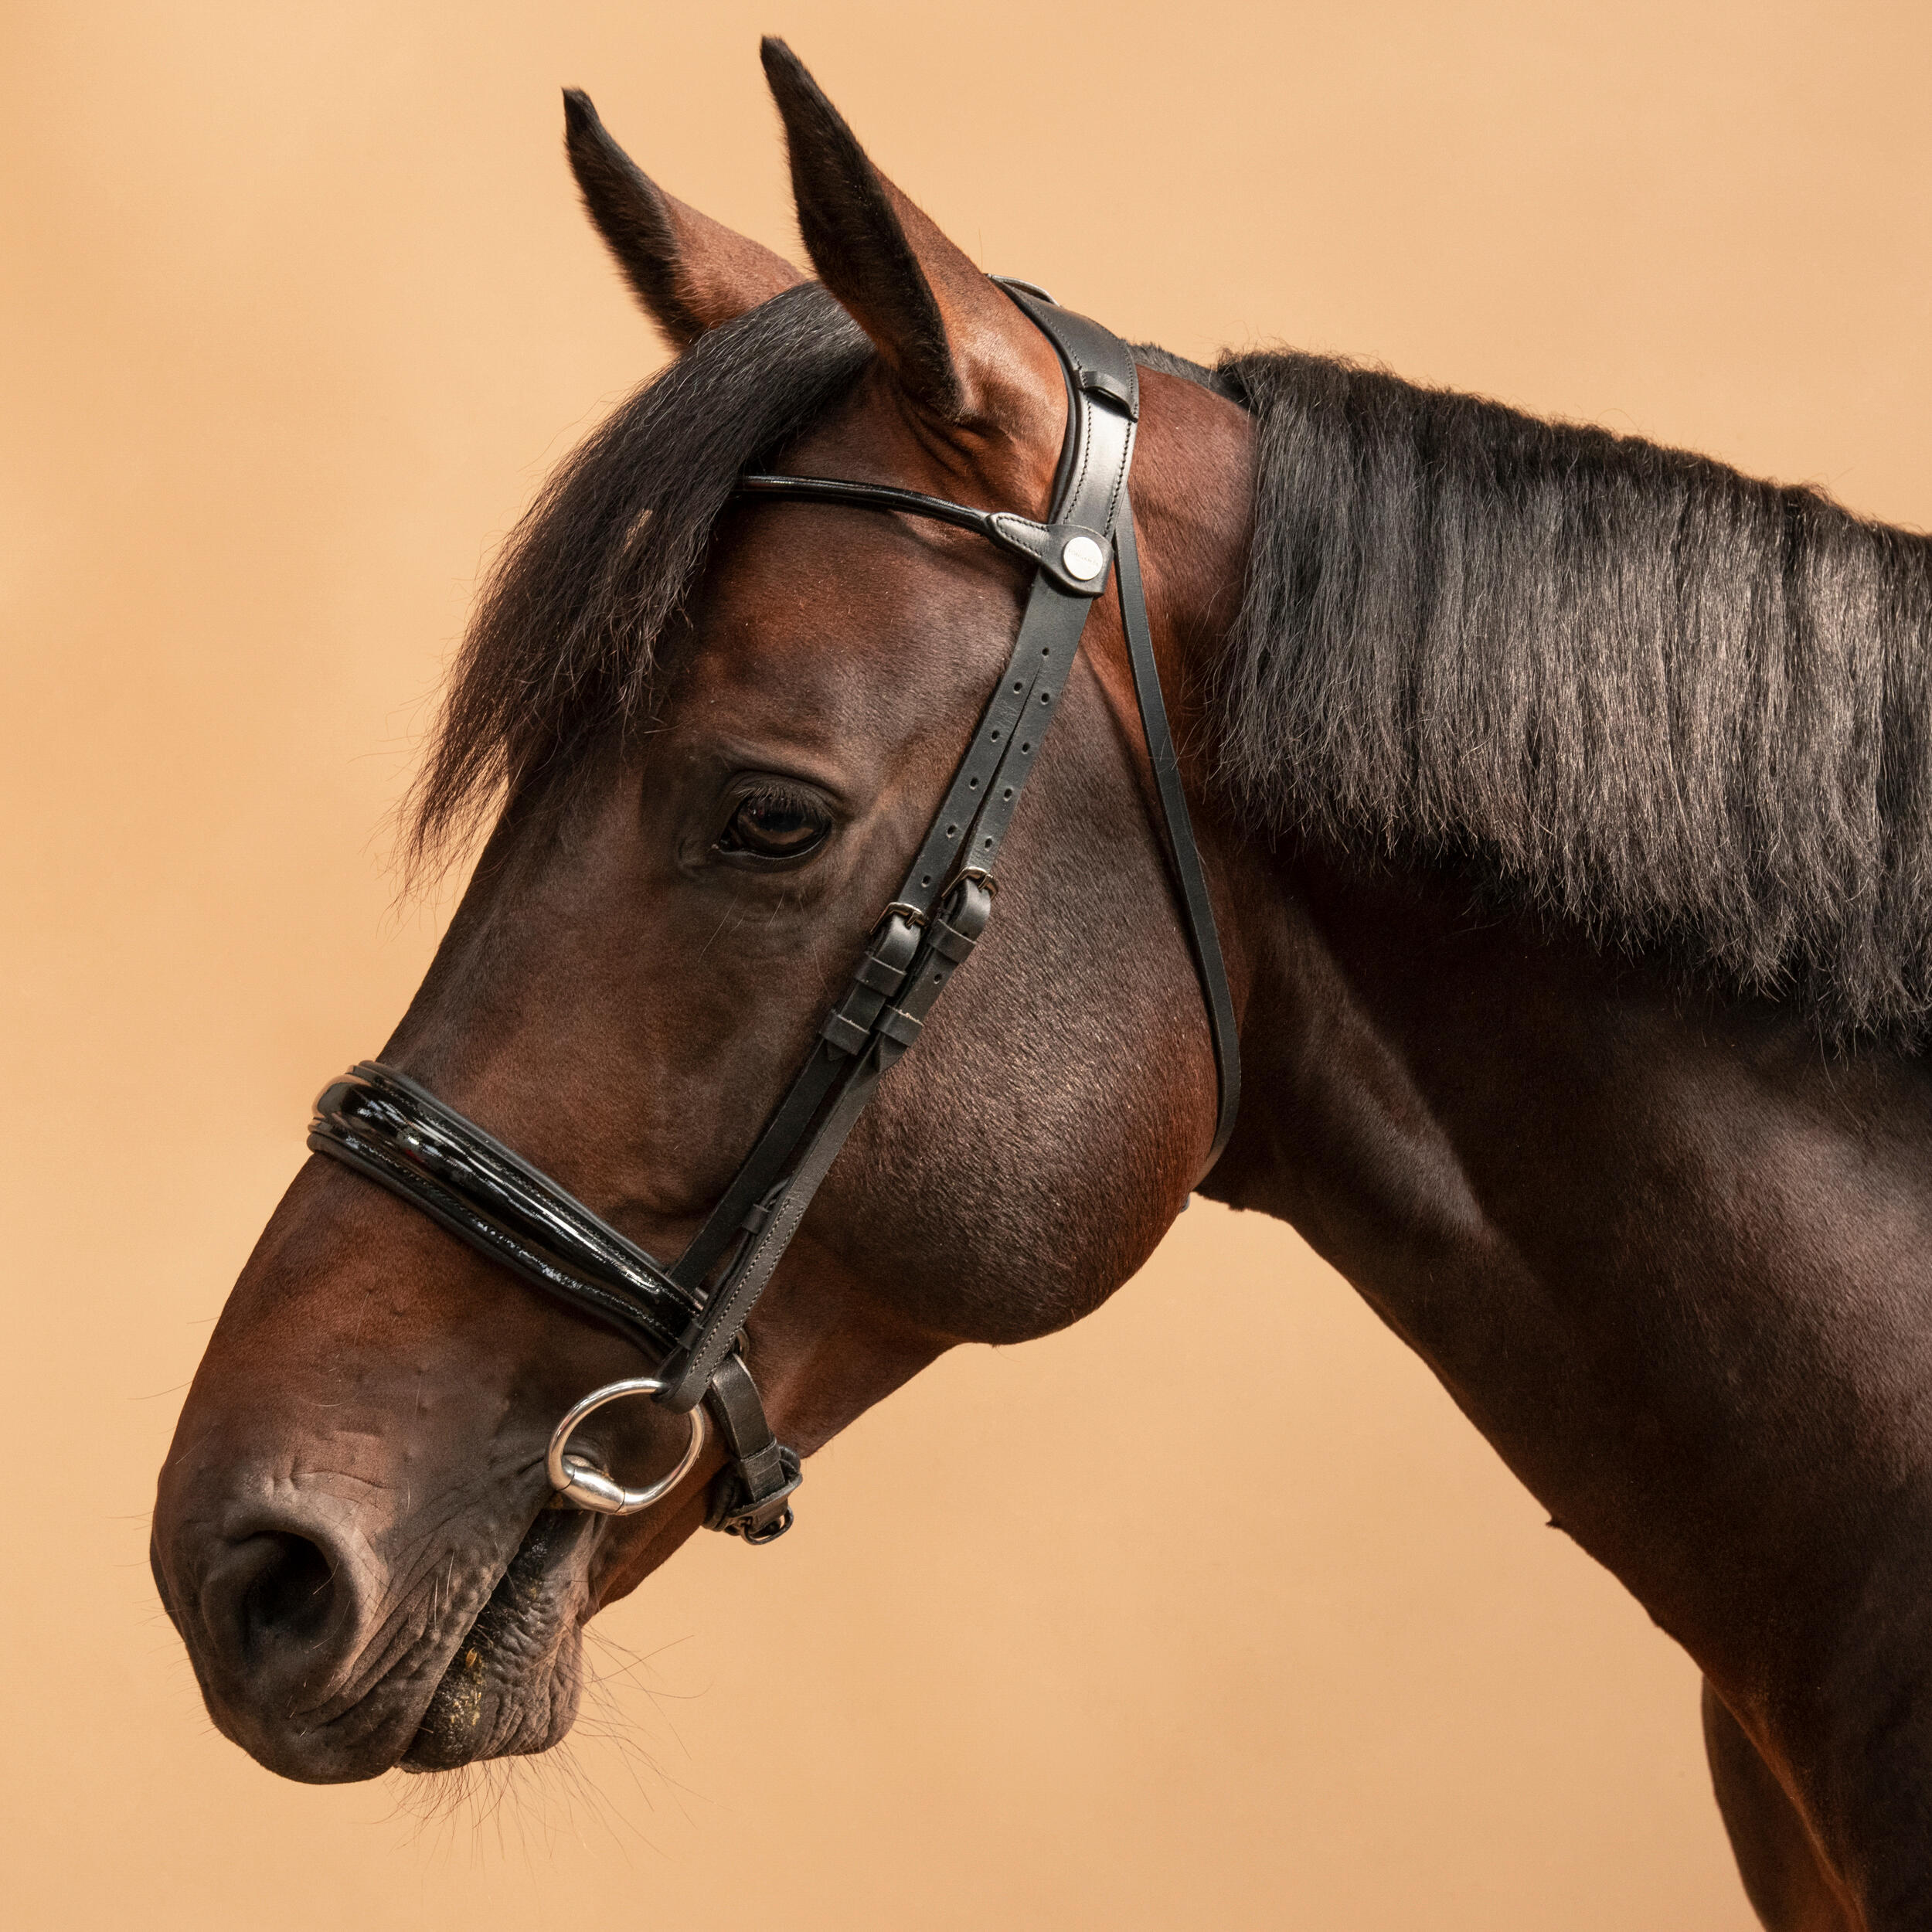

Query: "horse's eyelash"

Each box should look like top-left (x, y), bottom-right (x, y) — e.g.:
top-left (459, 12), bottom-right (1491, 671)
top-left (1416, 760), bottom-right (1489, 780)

top-left (736, 782), bottom-right (825, 817)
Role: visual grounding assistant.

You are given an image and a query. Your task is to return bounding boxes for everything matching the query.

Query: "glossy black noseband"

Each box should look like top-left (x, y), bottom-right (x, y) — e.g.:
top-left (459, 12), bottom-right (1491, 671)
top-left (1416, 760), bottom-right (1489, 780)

top-left (310, 284), bottom-right (1240, 1543)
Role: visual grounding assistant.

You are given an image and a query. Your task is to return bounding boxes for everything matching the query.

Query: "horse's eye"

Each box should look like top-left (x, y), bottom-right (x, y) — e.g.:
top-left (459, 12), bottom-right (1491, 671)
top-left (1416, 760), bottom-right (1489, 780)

top-left (718, 787), bottom-right (832, 861)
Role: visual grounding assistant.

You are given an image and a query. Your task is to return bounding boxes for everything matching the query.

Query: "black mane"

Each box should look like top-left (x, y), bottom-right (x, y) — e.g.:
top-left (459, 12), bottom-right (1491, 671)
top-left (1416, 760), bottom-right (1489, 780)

top-left (413, 285), bottom-right (1932, 1038)
top-left (1213, 349), bottom-right (1932, 1039)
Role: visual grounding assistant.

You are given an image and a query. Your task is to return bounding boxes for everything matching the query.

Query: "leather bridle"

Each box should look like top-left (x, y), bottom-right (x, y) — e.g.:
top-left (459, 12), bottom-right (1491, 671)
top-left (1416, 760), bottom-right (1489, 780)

top-left (308, 283), bottom-right (1240, 1544)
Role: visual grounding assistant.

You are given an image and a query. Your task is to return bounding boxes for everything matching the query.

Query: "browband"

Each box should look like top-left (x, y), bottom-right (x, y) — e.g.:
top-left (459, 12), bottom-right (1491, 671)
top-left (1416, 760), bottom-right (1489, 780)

top-left (309, 281), bottom-right (1239, 1546)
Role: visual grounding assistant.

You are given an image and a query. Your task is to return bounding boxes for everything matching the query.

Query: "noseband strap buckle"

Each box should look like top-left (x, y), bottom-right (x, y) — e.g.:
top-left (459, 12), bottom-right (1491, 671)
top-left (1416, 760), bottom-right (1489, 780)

top-left (702, 1350), bottom-right (804, 1541)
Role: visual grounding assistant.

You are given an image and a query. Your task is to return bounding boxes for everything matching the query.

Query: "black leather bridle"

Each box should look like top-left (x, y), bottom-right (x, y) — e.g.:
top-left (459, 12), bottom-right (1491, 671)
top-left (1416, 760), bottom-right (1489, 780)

top-left (308, 284), bottom-right (1240, 1544)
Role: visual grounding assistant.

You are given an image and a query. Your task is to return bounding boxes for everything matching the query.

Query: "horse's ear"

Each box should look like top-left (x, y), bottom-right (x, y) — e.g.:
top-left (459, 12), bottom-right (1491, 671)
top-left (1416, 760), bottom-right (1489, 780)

top-left (563, 89), bottom-right (804, 349)
top-left (760, 39), bottom-right (1059, 431)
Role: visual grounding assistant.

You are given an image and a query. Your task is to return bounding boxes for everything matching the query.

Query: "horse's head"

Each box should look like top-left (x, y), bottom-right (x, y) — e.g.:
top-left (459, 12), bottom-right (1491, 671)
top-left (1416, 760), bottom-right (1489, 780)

top-left (152, 42), bottom-right (1253, 1783)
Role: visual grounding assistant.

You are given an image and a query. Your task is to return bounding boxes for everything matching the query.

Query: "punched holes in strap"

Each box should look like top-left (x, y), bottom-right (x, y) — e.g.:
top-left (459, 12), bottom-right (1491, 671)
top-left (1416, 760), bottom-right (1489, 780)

top-left (308, 287), bottom-right (1166, 1558)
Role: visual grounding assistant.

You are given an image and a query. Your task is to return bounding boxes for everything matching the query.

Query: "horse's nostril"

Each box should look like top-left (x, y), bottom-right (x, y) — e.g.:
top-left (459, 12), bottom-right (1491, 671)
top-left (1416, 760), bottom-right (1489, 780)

top-left (234, 1532), bottom-right (336, 1654)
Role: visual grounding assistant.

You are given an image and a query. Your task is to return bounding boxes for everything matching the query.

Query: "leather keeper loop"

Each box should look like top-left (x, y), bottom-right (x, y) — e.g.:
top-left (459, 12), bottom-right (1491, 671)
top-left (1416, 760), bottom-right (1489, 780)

top-left (309, 286), bottom-right (1237, 1567)
top-left (877, 1007), bottom-right (923, 1048)
top-left (1077, 363), bottom-right (1139, 417)
top-left (852, 952), bottom-right (907, 995)
top-left (847, 910), bottom-right (922, 997)
top-left (701, 1352), bottom-right (803, 1543)
top-left (944, 876), bottom-right (995, 941)
top-left (819, 1009), bottom-right (871, 1056)
top-left (929, 917), bottom-right (978, 964)
top-left (705, 1442), bottom-right (803, 1540)
top-left (738, 1179), bottom-right (787, 1236)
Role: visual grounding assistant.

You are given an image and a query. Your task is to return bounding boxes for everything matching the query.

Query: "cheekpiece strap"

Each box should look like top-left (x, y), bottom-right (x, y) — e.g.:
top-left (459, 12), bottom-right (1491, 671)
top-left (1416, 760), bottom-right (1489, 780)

top-left (652, 284), bottom-right (1145, 1413)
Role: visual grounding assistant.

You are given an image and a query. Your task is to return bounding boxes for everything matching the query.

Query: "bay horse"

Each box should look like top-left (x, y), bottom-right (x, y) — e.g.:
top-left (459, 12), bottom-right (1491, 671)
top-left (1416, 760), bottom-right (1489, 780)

top-left (151, 39), bottom-right (1932, 1929)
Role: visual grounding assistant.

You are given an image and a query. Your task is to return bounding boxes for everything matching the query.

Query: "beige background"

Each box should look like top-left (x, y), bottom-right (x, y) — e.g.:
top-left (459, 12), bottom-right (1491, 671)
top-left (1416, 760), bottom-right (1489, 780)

top-left (7, 3), bottom-right (1930, 1926)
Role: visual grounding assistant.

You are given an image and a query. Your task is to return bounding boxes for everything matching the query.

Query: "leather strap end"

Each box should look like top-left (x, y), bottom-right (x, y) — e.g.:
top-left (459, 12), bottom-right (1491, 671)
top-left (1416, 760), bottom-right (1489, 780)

top-left (819, 1008), bottom-right (872, 1056)
top-left (876, 1006), bottom-right (923, 1049)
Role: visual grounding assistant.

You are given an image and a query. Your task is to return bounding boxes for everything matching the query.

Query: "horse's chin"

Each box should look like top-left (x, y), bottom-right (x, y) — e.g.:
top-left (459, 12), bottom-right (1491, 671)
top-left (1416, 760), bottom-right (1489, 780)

top-left (399, 1507), bottom-right (595, 1774)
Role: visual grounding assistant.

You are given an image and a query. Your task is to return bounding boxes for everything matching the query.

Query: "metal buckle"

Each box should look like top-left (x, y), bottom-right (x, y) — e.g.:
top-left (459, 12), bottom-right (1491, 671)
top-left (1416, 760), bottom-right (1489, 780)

top-left (737, 1505), bottom-right (794, 1545)
top-left (937, 871), bottom-right (996, 948)
top-left (708, 1444), bottom-right (804, 1543)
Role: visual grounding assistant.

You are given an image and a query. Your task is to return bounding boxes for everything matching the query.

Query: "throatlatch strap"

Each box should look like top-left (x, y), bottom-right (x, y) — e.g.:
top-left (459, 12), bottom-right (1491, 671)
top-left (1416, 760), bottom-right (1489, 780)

top-left (1112, 495), bottom-right (1241, 1164)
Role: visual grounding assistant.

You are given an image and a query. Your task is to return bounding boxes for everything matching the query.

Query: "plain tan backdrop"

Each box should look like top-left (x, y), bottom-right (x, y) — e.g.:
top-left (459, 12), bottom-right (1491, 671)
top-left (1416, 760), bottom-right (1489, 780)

top-left (7, 2), bottom-right (1931, 1926)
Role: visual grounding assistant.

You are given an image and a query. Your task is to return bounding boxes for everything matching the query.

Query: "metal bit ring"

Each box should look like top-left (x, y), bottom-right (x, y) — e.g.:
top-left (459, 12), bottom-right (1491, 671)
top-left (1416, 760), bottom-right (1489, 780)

top-left (546, 1377), bottom-right (708, 1516)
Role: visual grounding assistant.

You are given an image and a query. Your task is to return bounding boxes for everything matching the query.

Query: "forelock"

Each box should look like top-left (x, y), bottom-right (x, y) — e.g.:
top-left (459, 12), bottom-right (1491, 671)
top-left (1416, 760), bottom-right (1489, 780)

top-left (406, 282), bottom-right (871, 869)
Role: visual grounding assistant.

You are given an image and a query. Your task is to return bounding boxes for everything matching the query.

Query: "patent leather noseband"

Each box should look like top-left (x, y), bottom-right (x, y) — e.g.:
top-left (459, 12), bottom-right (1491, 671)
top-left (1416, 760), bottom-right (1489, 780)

top-left (309, 282), bottom-right (1240, 1544)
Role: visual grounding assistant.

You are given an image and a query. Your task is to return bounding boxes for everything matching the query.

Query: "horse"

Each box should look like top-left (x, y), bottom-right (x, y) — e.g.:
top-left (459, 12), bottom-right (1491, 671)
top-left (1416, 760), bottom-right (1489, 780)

top-left (150, 39), bottom-right (1932, 1929)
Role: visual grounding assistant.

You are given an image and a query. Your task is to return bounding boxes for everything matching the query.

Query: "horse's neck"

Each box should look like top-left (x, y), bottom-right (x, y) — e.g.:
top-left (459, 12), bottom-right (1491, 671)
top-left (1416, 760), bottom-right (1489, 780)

top-left (1202, 845), bottom-right (1932, 1703)
top-left (1157, 370), bottom-right (1932, 1897)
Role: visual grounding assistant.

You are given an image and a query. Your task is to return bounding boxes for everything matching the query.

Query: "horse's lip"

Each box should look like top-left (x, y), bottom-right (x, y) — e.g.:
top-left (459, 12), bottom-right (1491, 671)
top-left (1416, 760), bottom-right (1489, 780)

top-left (397, 1502), bottom-right (590, 1773)
top-left (201, 1505), bottom-right (545, 1782)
